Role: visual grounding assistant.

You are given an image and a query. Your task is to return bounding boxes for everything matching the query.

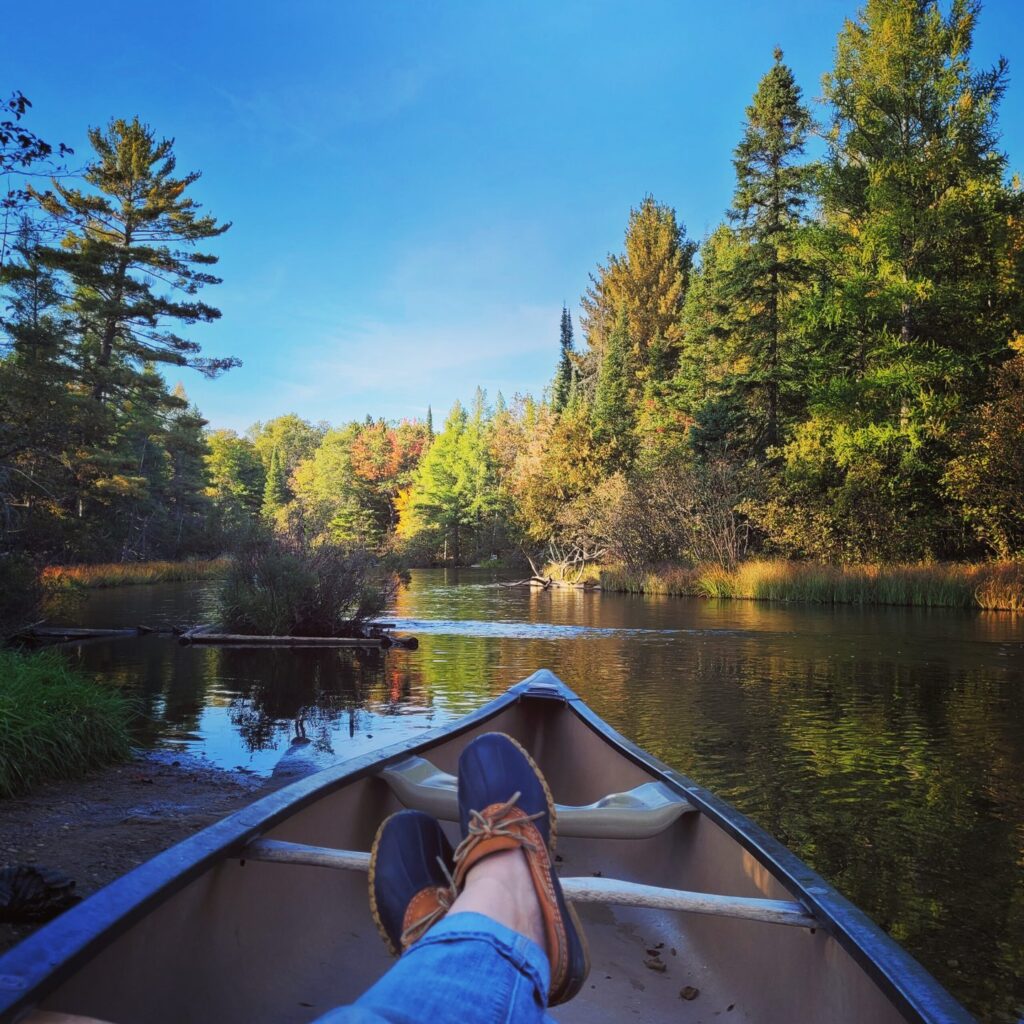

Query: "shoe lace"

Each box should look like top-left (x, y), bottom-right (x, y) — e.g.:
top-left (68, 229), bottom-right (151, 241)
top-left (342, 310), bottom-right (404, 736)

top-left (452, 791), bottom-right (547, 867)
top-left (398, 855), bottom-right (459, 948)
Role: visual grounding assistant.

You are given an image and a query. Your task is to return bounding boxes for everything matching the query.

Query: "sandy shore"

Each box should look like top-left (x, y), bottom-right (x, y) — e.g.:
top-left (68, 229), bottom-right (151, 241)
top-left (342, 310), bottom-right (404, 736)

top-left (0, 751), bottom-right (270, 953)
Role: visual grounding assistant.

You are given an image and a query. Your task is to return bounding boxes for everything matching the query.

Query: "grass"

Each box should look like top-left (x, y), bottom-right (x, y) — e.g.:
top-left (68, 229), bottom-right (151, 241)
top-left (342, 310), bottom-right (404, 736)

top-left (41, 558), bottom-right (231, 589)
top-left (0, 650), bottom-right (133, 799)
top-left (600, 560), bottom-right (1024, 610)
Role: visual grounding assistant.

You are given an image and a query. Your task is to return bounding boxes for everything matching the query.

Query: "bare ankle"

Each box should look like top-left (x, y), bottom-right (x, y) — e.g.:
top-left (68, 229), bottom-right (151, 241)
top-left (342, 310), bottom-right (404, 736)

top-left (449, 850), bottom-right (547, 954)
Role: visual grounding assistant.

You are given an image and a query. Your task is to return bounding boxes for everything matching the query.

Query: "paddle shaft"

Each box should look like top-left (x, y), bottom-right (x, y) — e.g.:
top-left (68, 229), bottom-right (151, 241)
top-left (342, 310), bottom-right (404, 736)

top-left (242, 839), bottom-right (816, 929)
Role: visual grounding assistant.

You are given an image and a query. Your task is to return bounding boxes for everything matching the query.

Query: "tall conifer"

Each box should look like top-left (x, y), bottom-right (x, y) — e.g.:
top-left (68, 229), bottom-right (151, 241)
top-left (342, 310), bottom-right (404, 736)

top-left (552, 305), bottom-right (576, 412)
top-left (592, 306), bottom-right (635, 468)
top-left (726, 49), bottom-right (812, 450)
top-left (262, 447), bottom-right (288, 520)
top-left (33, 117), bottom-right (237, 404)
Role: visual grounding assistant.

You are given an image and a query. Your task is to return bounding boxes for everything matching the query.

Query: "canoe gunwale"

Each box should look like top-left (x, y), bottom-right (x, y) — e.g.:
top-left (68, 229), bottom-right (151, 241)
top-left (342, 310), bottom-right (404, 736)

top-left (0, 670), bottom-right (973, 1024)
top-left (535, 673), bottom-right (975, 1024)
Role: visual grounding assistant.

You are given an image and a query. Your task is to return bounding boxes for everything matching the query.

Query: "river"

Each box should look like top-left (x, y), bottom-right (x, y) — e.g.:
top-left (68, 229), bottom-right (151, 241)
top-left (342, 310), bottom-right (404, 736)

top-left (57, 568), bottom-right (1024, 1022)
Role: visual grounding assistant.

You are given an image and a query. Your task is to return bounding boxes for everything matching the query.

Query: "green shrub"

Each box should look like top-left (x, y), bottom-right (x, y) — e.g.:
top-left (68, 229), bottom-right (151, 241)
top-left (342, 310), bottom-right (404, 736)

top-left (219, 532), bottom-right (400, 636)
top-left (0, 650), bottom-right (133, 799)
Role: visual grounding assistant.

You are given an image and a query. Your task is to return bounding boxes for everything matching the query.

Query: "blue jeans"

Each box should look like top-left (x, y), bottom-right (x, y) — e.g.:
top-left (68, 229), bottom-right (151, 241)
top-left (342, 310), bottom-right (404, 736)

top-left (315, 912), bottom-right (555, 1024)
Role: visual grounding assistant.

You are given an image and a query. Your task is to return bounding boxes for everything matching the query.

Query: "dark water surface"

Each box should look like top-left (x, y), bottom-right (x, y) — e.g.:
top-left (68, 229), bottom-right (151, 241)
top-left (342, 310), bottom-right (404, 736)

top-left (61, 569), bottom-right (1024, 1022)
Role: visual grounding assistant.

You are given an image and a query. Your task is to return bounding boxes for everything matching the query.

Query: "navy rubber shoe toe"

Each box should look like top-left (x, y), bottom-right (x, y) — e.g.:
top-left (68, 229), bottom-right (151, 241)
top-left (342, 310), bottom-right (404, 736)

top-left (369, 809), bottom-right (456, 955)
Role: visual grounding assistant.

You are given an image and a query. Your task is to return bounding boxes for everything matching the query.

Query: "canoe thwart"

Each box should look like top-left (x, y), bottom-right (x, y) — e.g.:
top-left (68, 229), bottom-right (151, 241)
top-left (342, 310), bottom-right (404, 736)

top-left (378, 755), bottom-right (696, 839)
top-left (240, 839), bottom-right (815, 928)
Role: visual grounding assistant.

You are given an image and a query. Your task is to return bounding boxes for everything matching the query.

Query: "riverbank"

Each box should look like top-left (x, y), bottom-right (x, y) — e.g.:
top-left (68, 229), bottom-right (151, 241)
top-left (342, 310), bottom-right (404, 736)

top-left (599, 559), bottom-right (1024, 610)
top-left (0, 751), bottom-right (267, 953)
top-left (42, 558), bottom-right (230, 589)
top-left (0, 650), bottom-right (133, 799)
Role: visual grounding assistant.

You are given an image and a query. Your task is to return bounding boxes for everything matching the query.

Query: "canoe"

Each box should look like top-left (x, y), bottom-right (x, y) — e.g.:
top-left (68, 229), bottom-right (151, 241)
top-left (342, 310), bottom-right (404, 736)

top-left (0, 670), bottom-right (972, 1024)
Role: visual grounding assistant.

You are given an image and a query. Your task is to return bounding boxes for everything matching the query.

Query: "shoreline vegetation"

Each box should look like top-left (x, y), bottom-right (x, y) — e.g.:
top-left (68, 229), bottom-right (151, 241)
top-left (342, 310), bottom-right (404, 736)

top-left (41, 559), bottom-right (230, 589)
top-left (598, 560), bottom-right (1024, 612)
top-left (35, 556), bottom-right (1024, 612)
top-left (0, 650), bottom-right (133, 799)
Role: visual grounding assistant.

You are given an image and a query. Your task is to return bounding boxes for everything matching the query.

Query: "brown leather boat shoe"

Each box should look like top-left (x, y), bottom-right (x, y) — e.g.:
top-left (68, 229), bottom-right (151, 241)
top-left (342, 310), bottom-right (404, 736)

top-left (453, 732), bottom-right (590, 1006)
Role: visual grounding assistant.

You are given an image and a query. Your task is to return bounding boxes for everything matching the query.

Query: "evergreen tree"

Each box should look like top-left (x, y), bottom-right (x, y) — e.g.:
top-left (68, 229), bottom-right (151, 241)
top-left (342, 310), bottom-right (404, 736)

top-left (33, 117), bottom-right (237, 404)
top-left (820, 0), bottom-right (1018, 372)
top-left (425, 405), bottom-right (434, 440)
top-left (262, 446), bottom-right (288, 521)
top-left (592, 306), bottom-right (635, 468)
top-left (725, 48), bottom-right (812, 451)
top-left (552, 305), bottom-right (576, 412)
top-left (769, 0), bottom-right (1024, 560)
top-left (0, 218), bottom-right (77, 553)
top-left (159, 386), bottom-right (212, 555)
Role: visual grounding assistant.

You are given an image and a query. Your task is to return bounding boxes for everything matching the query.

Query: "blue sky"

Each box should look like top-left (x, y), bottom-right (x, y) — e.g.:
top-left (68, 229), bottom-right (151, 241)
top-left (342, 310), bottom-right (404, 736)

top-left (10, 1), bottom-right (1024, 431)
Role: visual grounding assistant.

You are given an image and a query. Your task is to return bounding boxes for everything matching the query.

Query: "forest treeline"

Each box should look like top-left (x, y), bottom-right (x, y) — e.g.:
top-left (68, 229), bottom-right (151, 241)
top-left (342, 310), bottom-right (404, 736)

top-left (2, 0), bottom-right (1023, 582)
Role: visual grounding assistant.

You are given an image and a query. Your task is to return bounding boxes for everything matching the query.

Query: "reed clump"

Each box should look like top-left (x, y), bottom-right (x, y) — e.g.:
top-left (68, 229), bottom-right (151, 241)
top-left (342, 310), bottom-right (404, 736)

top-left (42, 559), bottom-right (231, 589)
top-left (0, 650), bottom-right (133, 799)
top-left (600, 560), bottom-right (1024, 610)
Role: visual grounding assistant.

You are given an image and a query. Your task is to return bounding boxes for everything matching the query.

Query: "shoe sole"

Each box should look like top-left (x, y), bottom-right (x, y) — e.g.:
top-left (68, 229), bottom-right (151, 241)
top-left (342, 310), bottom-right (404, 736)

top-left (368, 811), bottom-right (405, 957)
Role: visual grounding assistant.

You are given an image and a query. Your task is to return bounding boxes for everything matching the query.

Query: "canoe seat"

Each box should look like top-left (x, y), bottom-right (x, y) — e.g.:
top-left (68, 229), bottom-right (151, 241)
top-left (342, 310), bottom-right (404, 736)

top-left (378, 756), bottom-right (696, 839)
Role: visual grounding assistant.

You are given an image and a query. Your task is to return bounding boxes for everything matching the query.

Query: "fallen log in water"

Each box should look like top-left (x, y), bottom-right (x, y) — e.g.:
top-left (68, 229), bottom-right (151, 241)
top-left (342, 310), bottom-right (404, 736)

top-left (180, 632), bottom-right (385, 648)
top-left (23, 626), bottom-right (143, 644)
top-left (499, 578), bottom-right (601, 591)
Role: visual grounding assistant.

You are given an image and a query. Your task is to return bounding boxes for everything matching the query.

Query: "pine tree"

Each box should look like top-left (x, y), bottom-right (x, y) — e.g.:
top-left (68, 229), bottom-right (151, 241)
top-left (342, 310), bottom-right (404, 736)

top-left (592, 306), bottom-right (635, 468)
top-left (0, 218), bottom-right (78, 552)
top-left (33, 117), bottom-right (237, 404)
top-left (725, 48), bottom-right (812, 451)
top-left (425, 405), bottom-right (434, 440)
top-left (552, 305), bottom-right (576, 412)
top-left (765, 0), bottom-right (1024, 561)
top-left (820, 0), bottom-right (1017, 387)
top-left (262, 446), bottom-right (288, 521)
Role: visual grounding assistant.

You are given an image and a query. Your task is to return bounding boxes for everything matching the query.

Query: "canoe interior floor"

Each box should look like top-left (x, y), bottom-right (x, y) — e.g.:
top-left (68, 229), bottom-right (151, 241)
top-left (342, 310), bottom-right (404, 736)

top-left (550, 839), bottom-right (745, 1023)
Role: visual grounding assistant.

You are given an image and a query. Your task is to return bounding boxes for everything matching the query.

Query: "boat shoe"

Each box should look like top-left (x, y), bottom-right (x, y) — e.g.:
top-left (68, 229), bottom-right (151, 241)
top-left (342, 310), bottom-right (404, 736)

top-left (368, 809), bottom-right (458, 956)
top-left (453, 732), bottom-right (590, 1006)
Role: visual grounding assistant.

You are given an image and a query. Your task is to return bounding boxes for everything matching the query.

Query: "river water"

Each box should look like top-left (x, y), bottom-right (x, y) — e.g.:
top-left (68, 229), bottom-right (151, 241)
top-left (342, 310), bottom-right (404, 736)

top-left (59, 568), bottom-right (1023, 1022)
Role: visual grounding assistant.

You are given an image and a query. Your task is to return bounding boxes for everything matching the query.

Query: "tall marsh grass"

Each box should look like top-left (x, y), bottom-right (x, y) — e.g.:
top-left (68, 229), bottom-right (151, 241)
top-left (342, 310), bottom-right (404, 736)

top-left (42, 559), bottom-right (231, 589)
top-left (0, 650), bottom-right (133, 799)
top-left (601, 560), bottom-right (1024, 610)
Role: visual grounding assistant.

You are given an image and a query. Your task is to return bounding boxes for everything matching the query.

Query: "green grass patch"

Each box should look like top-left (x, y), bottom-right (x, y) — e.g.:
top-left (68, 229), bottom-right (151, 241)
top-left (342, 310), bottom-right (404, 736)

top-left (600, 560), bottom-right (1024, 610)
top-left (0, 650), bottom-right (133, 799)
top-left (42, 558), bottom-right (231, 589)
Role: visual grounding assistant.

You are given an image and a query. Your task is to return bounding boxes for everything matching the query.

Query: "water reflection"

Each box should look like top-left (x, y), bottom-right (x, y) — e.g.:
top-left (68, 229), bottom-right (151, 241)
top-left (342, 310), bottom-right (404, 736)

top-left (58, 571), bottom-right (1023, 1022)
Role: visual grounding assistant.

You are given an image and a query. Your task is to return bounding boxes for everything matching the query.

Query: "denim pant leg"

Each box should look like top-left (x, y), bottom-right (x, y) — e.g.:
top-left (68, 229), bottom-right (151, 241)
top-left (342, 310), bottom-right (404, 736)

top-left (314, 912), bottom-right (555, 1024)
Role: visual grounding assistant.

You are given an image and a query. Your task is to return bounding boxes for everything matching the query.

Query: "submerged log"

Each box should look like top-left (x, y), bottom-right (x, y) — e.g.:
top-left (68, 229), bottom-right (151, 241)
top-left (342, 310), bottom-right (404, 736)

top-left (24, 626), bottom-right (141, 643)
top-left (181, 632), bottom-right (384, 648)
